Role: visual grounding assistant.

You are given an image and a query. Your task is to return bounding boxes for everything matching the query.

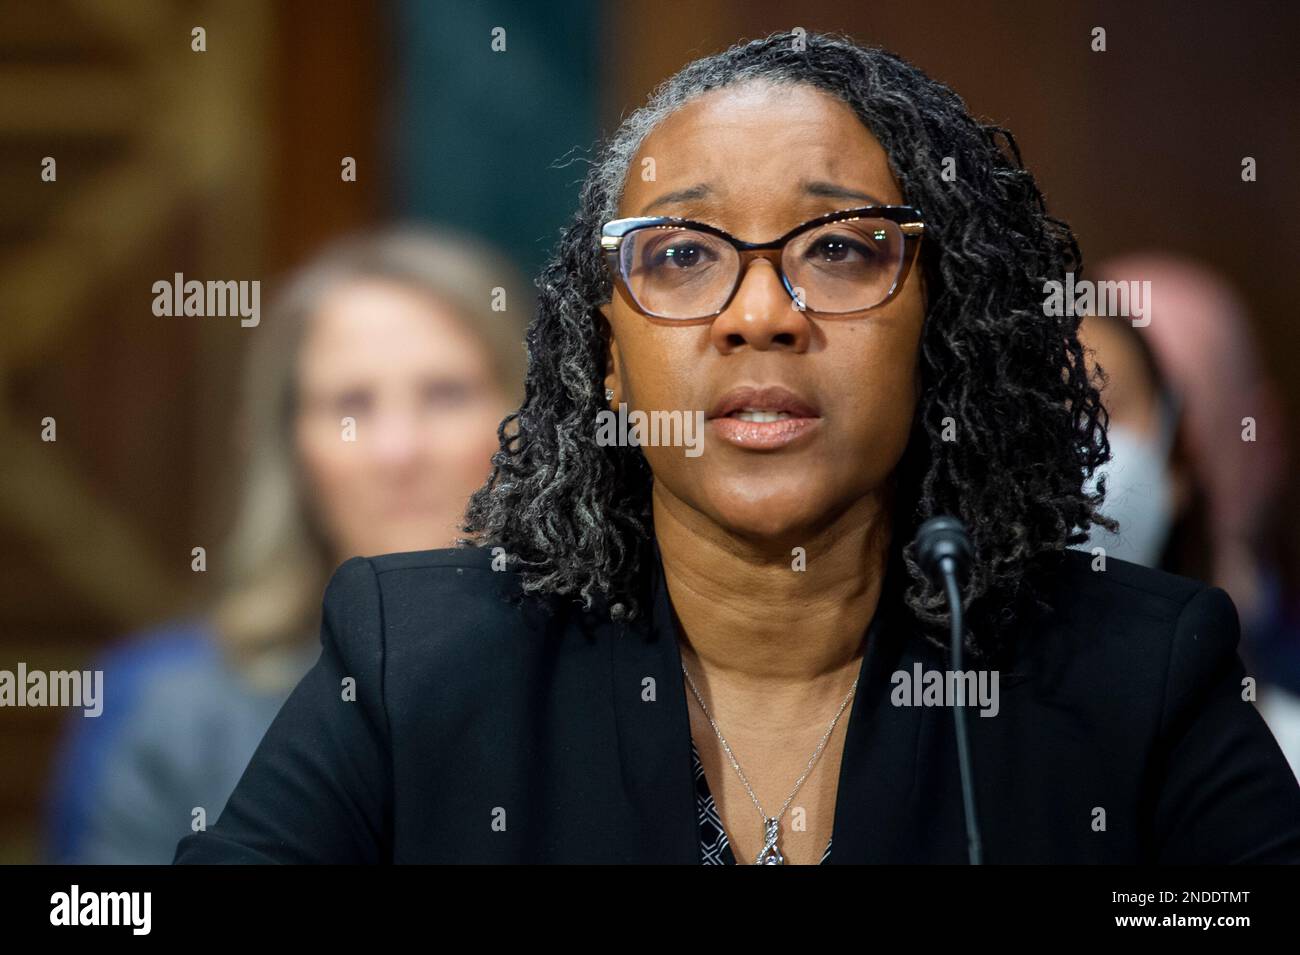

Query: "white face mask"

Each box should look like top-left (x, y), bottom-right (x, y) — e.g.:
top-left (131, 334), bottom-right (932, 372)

top-left (1081, 407), bottom-right (1178, 567)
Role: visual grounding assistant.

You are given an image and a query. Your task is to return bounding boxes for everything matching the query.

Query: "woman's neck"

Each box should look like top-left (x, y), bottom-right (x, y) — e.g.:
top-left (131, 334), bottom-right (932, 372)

top-left (652, 483), bottom-right (892, 690)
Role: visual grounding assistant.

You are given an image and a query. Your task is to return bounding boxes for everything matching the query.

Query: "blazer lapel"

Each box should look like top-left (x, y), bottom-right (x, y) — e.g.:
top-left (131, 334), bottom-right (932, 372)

top-left (608, 543), bottom-right (700, 862)
top-left (824, 546), bottom-right (929, 863)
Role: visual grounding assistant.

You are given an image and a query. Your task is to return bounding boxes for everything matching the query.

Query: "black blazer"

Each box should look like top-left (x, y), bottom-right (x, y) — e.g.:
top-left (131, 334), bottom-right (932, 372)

top-left (174, 542), bottom-right (1300, 863)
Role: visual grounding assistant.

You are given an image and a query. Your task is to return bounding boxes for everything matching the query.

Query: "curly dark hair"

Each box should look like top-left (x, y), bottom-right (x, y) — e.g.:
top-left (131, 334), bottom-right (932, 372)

top-left (461, 29), bottom-right (1115, 661)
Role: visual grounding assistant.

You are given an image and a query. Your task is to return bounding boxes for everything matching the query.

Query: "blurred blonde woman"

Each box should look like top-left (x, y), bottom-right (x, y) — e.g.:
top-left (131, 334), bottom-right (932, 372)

top-left (46, 226), bottom-right (531, 862)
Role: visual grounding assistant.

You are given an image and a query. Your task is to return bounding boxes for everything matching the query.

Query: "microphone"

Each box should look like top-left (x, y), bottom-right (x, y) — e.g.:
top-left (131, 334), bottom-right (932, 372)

top-left (915, 515), bottom-right (984, 865)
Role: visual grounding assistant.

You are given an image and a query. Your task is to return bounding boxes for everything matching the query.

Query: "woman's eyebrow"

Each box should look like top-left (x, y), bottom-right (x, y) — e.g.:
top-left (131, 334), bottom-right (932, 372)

top-left (639, 180), bottom-right (887, 216)
top-left (639, 184), bottom-right (713, 215)
top-left (801, 180), bottom-right (887, 206)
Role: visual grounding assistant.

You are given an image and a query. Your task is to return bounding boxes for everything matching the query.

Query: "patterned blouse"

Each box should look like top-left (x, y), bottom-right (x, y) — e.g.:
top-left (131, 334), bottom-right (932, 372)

top-left (692, 738), bottom-right (832, 864)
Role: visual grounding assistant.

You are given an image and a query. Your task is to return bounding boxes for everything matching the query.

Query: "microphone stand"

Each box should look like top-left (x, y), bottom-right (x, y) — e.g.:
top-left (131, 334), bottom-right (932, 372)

top-left (917, 516), bottom-right (984, 865)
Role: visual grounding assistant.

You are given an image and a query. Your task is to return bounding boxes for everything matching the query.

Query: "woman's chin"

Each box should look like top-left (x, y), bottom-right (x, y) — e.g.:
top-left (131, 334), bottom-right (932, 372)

top-left (701, 499), bottom-right (826, 548)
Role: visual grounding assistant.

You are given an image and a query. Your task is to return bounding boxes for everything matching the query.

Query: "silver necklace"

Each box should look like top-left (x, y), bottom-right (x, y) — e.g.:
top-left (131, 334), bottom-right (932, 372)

top-left (681, 658), bottom-right (859, 865)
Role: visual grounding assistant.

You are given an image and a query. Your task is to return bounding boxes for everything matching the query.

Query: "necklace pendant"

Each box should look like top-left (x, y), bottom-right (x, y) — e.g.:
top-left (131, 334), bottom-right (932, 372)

top-left (755, 817), bottom-right (785, 865)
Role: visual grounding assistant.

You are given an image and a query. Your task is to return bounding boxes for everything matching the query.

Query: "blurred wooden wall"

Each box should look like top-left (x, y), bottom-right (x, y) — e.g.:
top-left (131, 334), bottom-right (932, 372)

top-left (0, 0), bottom-right (381, 862)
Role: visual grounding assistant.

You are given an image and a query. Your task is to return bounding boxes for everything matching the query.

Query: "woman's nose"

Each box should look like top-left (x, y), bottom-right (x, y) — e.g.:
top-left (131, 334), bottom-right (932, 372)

top-left (367, 409), bottom-right (426, 467)
top-left (709, 259), bottom-right (812, 353)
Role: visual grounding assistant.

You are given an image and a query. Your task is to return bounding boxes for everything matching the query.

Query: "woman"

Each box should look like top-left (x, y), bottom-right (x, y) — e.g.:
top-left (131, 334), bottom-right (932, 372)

top-left (47, 227), bottom-right (529, 863)
top-left (174, 32), bottom-right (1300, 865)
top-left (1075, 310), bottom-right (1210, 578)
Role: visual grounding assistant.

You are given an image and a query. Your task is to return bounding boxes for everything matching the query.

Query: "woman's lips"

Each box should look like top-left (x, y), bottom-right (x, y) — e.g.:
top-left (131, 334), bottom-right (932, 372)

top-left (706, 385), bottom-right (822, 450)
top-left (709, 413), bottom-right (821, 450)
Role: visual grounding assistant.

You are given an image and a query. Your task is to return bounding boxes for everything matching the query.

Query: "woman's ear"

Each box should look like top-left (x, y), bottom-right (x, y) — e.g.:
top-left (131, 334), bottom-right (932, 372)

top-left (598, 304), bottom-right (620, 405)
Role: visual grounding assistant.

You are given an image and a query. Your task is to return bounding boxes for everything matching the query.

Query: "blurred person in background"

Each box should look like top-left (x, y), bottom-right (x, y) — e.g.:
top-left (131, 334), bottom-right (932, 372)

top-left (1077, 253), bottom-right (1300, 778)
top-left (43, 227), bottom-right (532, 863)
top-left (1075, 310), bottom-right (1210, 577)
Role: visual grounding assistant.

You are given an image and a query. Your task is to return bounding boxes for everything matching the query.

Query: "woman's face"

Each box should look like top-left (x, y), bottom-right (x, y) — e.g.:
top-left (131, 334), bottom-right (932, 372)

top-left (294, 279), bottom-right (512, 561)
top-left (599, 81), bottom-right (926, 542)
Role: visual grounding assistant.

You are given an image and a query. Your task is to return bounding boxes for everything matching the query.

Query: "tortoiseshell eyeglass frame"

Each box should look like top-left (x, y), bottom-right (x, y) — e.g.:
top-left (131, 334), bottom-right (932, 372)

top-left (600, 205), bottom-right (925, 325)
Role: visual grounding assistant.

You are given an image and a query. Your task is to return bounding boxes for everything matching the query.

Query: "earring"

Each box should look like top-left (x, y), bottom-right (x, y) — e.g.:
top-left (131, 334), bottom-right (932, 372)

top-left (605, 388), bottom-right (615, 401)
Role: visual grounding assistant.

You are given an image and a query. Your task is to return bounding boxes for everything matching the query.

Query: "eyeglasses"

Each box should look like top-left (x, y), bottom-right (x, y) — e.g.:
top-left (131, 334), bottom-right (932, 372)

top-left (600, 205), bottom-right (924, 324)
